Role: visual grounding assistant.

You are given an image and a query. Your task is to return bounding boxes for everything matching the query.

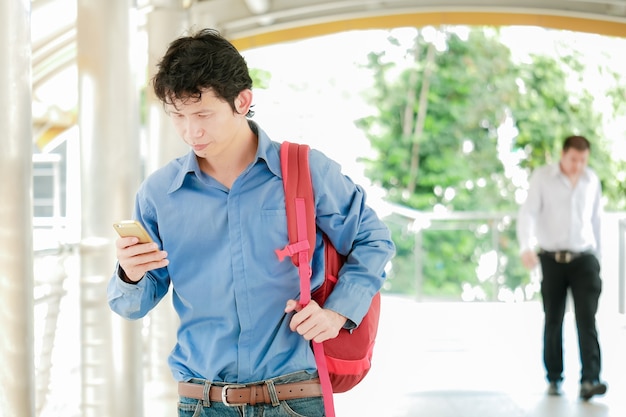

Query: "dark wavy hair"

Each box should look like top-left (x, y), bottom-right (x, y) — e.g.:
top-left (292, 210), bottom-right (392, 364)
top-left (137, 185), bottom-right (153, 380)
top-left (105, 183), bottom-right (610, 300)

top-left (152, 28), bottom-right (254, 117)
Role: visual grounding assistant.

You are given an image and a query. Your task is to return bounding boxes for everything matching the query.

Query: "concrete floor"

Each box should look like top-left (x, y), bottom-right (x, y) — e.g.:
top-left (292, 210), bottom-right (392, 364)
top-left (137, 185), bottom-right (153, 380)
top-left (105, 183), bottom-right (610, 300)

top-left (334, 296), bottom-right (626, 417)
top-left (36, 278), bottom-right (625, 417)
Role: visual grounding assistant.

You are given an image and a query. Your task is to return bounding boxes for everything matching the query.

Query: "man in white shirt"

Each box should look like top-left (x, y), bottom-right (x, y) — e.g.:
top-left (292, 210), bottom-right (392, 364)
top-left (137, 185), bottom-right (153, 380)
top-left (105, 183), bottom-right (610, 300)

top-left (517, 135), bottom-right (607, 400)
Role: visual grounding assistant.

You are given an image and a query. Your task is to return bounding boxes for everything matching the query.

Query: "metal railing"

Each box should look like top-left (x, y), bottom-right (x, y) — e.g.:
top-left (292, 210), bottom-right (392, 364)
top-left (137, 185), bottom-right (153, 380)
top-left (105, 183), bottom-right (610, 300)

top-left (30, 210), bottom-right (626, 416)
top-left (33, 237), bottom-right (79, 416)
top-left (617, 218), bottom-right (626, 314)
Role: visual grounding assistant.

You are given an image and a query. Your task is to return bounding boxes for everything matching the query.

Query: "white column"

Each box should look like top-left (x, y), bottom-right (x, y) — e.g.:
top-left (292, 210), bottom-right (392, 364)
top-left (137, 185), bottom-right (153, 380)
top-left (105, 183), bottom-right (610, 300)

top-left (0, 0), bottom-right (35, 416)
top-left (143, 4), bottom-right (188, 416)
top-left (76, 1), bottom-right (143, 416)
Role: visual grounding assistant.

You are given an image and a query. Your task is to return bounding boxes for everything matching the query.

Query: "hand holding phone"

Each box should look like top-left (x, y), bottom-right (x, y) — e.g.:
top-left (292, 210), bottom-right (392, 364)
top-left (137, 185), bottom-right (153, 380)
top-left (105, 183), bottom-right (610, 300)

top-left (113, 220), bottom-right (167, 282)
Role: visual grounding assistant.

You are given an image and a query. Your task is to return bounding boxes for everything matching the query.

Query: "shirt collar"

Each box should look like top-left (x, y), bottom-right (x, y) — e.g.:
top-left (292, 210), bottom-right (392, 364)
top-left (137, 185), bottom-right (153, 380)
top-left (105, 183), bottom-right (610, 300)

top-left (253, 121), bottom-right (283, 180)
top-left (167, 120), bottom-right (282, 193)
top-left (550, 162), bottom-right (591, 182)
top-left (549, 163), bottom-right (561, 178)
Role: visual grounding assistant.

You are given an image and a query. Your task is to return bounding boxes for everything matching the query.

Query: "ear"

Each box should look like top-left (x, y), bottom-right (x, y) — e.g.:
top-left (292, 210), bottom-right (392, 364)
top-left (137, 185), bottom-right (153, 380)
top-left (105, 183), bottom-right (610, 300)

top-left (235, 89), bottom-right (253, 115)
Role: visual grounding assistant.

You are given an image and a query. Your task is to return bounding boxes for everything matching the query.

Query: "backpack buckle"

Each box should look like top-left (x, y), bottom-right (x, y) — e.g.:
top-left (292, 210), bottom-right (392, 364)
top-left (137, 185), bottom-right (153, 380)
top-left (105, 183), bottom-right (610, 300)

top-left (275, 240), bottom-right (310, 262)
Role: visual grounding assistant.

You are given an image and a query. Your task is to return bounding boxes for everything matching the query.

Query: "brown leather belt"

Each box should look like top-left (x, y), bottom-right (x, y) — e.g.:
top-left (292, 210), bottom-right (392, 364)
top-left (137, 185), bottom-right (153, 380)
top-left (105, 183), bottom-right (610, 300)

top-left (178, 378), bottom-right (322, 407)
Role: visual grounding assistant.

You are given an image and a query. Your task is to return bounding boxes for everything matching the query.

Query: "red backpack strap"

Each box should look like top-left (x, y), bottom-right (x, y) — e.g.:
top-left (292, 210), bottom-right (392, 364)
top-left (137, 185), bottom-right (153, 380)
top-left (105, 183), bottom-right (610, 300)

top-left (275, 141), bottom-right (336, 417)
top-left (275, 142), bottom-right (316, 303)
top-left (277, 141), bottom-right (316, 261)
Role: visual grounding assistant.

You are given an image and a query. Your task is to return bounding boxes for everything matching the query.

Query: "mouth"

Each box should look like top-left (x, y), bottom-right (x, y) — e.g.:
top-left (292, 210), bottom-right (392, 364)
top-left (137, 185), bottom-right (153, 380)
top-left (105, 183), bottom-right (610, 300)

top-left (192, 143), bottom-right (208, 151)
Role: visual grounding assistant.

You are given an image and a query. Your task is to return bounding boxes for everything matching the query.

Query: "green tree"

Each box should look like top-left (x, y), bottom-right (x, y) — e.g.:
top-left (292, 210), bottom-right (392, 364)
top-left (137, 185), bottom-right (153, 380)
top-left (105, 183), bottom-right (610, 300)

top-left (358, 26), bottom-right (617, 300)
top-left (359, 27), bottom-right (519, 212)
top-left (250, 67), bottom-right (272, 89)
top-left (511, 51), bottom-right (624, 209)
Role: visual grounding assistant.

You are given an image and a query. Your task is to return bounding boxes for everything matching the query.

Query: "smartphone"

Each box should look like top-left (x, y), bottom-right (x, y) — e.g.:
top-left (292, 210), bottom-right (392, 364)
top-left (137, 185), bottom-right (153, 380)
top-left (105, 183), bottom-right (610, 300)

top-left (112, 220), bottom-right (153, 243)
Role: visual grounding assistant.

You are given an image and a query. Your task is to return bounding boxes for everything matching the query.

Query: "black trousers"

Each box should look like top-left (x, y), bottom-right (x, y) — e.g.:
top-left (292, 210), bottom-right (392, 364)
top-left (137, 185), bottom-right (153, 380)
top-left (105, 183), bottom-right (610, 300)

top-left (539, 253), bottom-right (602, 383)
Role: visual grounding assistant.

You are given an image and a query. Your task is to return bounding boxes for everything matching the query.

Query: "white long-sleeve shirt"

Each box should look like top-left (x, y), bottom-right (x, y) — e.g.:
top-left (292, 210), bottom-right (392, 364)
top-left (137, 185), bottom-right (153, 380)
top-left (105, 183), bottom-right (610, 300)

top-left (516, 162), bottom-right (603, 259)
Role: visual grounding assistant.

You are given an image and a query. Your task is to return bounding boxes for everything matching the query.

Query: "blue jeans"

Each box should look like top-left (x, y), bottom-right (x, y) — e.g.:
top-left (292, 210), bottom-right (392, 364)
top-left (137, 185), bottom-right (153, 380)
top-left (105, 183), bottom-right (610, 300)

top-left (177, 371), bottom-right (325, 417)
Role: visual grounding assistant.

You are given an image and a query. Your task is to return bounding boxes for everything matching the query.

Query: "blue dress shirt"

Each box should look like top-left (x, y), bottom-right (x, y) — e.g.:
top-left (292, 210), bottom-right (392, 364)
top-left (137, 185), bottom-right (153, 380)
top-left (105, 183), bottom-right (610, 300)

top-left (107, 122), bottom-right (395, 383)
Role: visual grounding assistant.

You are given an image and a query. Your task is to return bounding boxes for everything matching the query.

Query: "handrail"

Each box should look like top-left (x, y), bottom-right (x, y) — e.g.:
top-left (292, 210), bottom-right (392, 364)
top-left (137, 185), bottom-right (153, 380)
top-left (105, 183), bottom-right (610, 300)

top-left (617, 218), bottom-right (626, 314)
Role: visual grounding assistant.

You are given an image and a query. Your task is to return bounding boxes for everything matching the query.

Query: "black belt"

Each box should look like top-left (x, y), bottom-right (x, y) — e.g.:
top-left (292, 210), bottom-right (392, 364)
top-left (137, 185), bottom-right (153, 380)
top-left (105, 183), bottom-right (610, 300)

top-left (539, 249), bottom-right (592, 264)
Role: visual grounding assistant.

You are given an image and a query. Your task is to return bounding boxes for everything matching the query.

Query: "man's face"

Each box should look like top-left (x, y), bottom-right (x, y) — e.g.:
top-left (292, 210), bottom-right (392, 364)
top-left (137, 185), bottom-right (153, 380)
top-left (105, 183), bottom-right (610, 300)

top-left (560, 147), bottom-right (589, 178)
top-left (165, 89), bottom-right (247, 159)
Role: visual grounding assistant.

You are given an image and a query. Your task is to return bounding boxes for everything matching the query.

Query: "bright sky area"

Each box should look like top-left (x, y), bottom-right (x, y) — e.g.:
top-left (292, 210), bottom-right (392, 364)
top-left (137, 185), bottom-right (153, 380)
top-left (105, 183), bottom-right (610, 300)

top-left (242, 26), bottom-right (626, 199)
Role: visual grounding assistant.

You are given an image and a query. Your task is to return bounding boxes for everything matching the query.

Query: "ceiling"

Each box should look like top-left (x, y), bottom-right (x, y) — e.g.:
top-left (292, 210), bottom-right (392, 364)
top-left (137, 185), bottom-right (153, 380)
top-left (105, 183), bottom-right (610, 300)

top-left (190, 0), bottom-right (626, 49)
top-left (30, 0), bottom-right (626, 149)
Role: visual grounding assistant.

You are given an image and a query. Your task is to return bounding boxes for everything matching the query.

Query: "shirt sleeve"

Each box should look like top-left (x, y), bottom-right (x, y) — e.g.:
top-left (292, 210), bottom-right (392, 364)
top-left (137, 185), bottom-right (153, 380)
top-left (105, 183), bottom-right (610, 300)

top-left (308, 149), bottom-right (395, 326)
top-left (516, 168), bottom-right (541, 253)
top-left (591, 176), bottom-right (603, 259)
top-left (107, 191), bottom-right (171, 320)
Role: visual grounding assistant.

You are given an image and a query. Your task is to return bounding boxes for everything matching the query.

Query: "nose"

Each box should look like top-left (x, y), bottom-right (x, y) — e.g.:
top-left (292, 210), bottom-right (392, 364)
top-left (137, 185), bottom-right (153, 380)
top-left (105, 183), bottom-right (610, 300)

top-left (185, 118), bottom-right (203, 140)
top-left (575, 159), bottom-right (586, 171)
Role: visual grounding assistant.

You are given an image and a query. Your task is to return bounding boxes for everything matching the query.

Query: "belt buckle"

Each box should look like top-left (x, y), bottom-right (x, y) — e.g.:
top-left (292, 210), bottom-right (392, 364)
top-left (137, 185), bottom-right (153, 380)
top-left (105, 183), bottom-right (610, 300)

top-left (221, 384), bottom-right (247, 407)
top-left (555, 251), bottom-right (572, 263)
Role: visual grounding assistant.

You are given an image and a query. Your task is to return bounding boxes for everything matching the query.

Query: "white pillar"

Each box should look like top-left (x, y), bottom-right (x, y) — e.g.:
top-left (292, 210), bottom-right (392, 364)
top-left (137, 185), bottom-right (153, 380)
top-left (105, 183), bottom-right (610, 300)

top-left (143, 4), bottom-right (188, 415)
top-left (76, 1), bottom-right (143, 416)
top-left (146, 4), bottom-right (189, 173)
top-left (0, 0), bottom-right (35, 416)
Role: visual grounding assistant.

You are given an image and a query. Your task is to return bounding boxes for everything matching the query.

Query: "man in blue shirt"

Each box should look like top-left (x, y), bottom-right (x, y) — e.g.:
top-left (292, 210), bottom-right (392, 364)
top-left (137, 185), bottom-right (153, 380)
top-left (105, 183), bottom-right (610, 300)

top-left (107, 28), bottom-right (395, 416)
top-left (517, 135), bottom-right (607, 400)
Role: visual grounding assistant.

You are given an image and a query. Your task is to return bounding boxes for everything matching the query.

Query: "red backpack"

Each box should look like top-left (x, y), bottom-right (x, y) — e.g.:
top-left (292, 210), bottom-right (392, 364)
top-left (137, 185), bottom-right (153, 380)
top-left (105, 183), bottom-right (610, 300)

top-left (275, 141), bottom-right (381, 417)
